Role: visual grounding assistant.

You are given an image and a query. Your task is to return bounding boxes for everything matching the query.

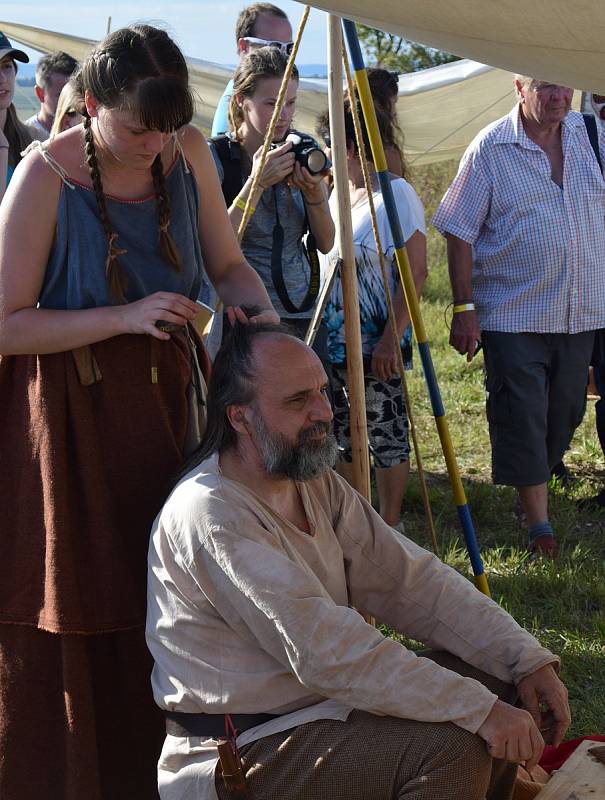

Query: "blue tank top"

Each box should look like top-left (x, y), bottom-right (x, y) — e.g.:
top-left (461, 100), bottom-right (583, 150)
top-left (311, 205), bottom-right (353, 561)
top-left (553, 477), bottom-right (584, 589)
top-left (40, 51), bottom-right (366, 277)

top-left (39, 154), bottom-right (205, 310)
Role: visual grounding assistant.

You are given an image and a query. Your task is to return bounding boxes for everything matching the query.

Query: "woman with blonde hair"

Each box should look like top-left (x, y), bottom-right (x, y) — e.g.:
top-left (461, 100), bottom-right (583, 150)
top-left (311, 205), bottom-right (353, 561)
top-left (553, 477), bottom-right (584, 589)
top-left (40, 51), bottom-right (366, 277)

top-left (362, 68), bottom-right (408, 178)
top-left (49, 79), bottom-right (82, 136)
top-left (209, 47), bottom-right (334, 339)
top-left (0, 24), bottom-right (276, 800)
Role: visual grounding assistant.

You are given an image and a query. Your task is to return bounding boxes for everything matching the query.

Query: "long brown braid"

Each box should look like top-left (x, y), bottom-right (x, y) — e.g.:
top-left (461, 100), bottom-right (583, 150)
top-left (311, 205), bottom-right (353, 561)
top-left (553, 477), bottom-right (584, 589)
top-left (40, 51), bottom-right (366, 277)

top-left (151, 153), bottom-right (181, 271)
top-left (83, 114), bottom-right (128, 302)
top-left (75, 25), bottom-right (194, 300)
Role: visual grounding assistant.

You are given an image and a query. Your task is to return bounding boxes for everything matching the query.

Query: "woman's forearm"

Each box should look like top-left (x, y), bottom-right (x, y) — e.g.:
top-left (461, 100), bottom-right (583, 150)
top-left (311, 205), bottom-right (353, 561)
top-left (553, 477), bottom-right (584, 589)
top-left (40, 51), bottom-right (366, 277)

top-left (303, 186), bottom-right (335, 253)
top-left (226, 176), bottom-right (265, 234)
top-left (212, 260), bottom-right (274, 313)
top-left (0, 305), bottom-right (125, 355)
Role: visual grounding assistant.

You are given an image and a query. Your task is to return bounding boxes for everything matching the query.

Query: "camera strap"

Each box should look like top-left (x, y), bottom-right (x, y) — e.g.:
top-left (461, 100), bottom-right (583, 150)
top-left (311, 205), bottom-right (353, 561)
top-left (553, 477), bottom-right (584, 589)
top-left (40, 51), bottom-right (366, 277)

top-left (270, 188), bottom-right (320, 315)
top-left (210, 134), bottom-right (244, 206)
top-left (211, 134), bottom-right (320, 316)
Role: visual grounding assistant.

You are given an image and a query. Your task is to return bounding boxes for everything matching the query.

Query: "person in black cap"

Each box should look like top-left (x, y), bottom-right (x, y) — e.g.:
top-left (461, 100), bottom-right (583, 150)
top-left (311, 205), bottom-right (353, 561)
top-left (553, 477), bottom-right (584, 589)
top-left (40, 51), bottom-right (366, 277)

top-left (0, 31), bottom-right (32, 202)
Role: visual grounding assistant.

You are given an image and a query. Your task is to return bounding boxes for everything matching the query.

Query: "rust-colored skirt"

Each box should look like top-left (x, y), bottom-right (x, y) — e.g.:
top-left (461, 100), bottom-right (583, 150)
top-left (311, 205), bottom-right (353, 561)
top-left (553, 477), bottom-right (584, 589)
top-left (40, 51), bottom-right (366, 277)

top-left (0, 332), bottom-right (210, 799)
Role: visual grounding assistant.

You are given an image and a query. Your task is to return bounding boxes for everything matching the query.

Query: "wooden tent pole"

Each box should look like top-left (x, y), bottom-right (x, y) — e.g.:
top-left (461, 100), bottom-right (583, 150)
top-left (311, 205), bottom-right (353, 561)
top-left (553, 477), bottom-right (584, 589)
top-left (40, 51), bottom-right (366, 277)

top-left (327, 15), bottom-right (371, 500)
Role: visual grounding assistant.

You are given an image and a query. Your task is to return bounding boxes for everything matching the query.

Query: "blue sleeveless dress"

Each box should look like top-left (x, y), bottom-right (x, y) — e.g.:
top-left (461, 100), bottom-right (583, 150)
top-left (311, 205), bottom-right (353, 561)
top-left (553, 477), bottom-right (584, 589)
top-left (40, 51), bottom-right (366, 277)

top-left (0, 147), bottom-right (210, 800)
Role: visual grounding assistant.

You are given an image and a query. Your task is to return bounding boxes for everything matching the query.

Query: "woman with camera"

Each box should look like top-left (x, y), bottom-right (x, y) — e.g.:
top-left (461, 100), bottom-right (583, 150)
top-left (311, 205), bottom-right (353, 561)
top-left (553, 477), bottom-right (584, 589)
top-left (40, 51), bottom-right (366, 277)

top-left (209, 47), bottom-right (334, 337)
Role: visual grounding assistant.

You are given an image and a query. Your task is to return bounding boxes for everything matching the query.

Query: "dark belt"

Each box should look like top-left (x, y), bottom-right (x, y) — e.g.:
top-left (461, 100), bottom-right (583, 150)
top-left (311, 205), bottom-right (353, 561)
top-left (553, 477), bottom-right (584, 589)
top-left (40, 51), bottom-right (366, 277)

top-left (165, 711), bottom-right (280, 738)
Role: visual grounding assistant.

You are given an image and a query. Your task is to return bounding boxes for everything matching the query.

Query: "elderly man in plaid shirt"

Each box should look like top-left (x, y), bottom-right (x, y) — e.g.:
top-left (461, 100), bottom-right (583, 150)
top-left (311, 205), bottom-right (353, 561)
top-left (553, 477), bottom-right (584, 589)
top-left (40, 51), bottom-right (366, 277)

top-left (433, 76), bottom-right (605, 557)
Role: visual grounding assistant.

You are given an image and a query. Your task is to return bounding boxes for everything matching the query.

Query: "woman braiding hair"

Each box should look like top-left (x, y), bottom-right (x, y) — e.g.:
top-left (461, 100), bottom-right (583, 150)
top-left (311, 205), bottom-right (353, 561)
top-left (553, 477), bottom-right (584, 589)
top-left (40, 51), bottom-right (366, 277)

top-left (74, 26), bottom-right (190, 299)
top-left (0, 23), bottom-right (276, 800)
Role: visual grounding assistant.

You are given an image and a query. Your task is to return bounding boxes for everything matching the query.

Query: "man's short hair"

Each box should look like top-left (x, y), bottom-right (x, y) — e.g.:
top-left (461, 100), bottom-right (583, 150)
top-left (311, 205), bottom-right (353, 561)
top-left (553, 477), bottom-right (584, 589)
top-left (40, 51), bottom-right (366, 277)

top-left (235, 3), bottom-right (289, 45)
top-left (35, 51), bottom-right (78, 89)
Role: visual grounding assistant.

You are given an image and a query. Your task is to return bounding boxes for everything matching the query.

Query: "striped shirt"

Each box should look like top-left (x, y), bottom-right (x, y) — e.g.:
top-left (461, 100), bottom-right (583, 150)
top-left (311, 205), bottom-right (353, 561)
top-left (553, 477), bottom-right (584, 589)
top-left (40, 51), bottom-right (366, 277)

top-left (432, 106), bottom-right (605, 333)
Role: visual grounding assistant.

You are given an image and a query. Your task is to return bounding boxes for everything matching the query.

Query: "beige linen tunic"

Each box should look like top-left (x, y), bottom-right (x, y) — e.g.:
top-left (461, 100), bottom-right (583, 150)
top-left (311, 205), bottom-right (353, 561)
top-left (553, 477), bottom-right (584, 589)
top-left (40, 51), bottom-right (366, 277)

top-left (147, 454), bottom-right (557, 800)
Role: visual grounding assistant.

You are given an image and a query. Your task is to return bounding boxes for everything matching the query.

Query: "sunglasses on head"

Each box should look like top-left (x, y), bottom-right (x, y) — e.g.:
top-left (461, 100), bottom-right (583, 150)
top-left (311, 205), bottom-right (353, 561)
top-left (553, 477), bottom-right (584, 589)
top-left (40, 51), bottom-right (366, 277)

top-left (243, 36), bottom-right (294, 56)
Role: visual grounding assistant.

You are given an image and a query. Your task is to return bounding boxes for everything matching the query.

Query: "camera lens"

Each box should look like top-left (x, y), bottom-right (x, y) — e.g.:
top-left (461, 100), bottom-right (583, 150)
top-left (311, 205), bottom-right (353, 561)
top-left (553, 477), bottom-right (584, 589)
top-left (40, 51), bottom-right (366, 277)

top-left (306, 149), bottom-right (328, 174)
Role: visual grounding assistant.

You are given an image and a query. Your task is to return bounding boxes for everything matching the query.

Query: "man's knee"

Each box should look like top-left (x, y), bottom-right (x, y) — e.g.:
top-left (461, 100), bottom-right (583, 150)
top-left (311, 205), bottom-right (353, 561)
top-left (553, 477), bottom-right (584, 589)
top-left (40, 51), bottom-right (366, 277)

top-left (393, 722), bottom-right (491, 800)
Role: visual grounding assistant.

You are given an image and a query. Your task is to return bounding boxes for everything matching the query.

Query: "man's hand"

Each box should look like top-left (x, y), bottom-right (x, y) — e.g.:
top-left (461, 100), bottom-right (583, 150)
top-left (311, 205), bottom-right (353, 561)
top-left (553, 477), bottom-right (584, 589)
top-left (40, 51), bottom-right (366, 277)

top-left (477, 699), bottom-right (544, 770)
top-left (449, 309), bottom-right (481, 362)
top-left (517, 663), bottom-right (571, 748)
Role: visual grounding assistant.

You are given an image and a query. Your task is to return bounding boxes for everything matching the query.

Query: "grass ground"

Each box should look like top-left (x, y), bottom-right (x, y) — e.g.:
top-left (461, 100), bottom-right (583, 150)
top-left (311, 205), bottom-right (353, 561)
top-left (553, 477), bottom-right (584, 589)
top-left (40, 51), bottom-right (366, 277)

top-left (387, 161), bottom-right (605, 739)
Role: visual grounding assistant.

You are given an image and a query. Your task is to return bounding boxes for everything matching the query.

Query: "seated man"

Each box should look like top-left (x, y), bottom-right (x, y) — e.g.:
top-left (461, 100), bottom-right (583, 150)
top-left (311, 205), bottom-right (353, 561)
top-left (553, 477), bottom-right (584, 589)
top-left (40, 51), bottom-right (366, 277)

top-left (147, 321), bottom-right (570, 800)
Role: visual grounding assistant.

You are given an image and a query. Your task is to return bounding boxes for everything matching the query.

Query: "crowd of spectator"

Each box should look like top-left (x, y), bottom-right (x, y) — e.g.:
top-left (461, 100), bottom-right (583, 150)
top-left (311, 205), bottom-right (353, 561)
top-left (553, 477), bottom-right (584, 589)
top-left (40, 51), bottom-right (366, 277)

top-left (0, 5), bottom-right (602, 798)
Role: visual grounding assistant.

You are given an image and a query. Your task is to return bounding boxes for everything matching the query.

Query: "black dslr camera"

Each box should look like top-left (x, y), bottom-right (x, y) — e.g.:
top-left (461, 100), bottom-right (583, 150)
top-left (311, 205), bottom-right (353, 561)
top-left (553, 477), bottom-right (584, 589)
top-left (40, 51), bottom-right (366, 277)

top-left (273, 131), bottom-right (331, 175)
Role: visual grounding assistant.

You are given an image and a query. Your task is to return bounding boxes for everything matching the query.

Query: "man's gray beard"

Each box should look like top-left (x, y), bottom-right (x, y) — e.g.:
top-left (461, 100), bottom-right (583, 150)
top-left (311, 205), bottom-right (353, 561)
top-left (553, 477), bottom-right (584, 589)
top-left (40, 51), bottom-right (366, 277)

top-left (252, 411), bottom-right (338, 481)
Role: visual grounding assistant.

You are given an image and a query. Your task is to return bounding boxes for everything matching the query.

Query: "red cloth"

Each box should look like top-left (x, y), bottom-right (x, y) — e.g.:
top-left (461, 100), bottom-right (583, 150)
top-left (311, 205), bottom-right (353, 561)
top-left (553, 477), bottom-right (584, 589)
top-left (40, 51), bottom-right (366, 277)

top-left (539, 735), bottom-right (605, 773)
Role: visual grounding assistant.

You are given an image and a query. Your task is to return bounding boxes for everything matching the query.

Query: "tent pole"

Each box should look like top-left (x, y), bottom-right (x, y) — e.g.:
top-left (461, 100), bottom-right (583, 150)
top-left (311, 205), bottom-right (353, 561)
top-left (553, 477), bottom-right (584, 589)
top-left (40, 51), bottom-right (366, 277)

top-left (327, 15), bottom-right (371, 501)
top-left (342, 19), bottom-right (490, 596)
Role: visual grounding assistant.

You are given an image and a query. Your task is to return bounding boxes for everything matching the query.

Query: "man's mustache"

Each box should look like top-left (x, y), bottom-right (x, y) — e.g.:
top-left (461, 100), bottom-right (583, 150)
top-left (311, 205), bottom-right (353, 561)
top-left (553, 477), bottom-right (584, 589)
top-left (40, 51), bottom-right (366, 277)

top-left (298, 422), bottom-right (332, 443)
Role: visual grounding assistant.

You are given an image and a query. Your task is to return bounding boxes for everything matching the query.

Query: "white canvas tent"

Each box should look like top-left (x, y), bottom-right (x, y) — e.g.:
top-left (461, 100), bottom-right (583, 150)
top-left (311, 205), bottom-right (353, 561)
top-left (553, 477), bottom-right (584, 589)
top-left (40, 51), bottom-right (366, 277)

top-left (0, 12), bottom-right (592, 166)
top-left (297, 0), bottom-right (605, 95)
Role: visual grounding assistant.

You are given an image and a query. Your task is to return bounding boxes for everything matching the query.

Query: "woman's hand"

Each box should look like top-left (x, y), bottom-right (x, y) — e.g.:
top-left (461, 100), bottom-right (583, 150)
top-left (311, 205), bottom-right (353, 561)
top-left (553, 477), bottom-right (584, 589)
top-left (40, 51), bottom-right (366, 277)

top-left (252, 141), bottom-right (295, 189)
top-left (120, 292), bottom-right (200, 340)
top-left (371, 332), bottom-right (400, 381)
top-left (289, 161), bottom-right (326, 196)
top-left (226, 306), bottom-right (280, 326)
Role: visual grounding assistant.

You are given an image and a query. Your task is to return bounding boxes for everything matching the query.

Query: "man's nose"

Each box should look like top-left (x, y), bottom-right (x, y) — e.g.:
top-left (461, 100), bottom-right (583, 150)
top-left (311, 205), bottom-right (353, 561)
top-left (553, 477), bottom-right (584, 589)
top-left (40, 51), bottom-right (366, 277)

top-left (310, 391), bottom-right (333, 423)
top-left (551, 85), bottom-right (570, 99)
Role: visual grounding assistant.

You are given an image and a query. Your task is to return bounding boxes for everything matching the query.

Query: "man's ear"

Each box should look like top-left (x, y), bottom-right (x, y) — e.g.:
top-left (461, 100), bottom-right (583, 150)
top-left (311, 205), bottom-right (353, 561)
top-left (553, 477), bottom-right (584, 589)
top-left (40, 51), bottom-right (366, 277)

top-left (226, 404), bottom-right (250, 435)
top-left (84, 89), bottom-right (99, 119)
top-left (514, 79), bottom-right (526, 103)
top-left (34, 85), bottom-right (45, 104)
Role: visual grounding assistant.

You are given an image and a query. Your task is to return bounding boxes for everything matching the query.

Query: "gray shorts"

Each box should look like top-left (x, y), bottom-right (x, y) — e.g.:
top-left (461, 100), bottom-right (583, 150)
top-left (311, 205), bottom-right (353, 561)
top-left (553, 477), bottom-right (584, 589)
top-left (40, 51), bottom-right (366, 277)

top-left (482, 330), bottom-right (594, 486)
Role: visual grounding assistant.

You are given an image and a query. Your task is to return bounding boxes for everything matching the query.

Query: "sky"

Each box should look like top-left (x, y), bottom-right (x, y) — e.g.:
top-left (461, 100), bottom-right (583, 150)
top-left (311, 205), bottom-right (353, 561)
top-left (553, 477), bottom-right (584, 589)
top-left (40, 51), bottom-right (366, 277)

top-left (0, 1), bottom-right (330, 66)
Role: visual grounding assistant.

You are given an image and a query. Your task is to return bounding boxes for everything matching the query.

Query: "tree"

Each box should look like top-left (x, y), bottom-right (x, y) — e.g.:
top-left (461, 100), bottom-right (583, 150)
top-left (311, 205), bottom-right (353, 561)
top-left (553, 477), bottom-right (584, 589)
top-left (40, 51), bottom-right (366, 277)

top-left (357, 25), bottom-right (460, 72)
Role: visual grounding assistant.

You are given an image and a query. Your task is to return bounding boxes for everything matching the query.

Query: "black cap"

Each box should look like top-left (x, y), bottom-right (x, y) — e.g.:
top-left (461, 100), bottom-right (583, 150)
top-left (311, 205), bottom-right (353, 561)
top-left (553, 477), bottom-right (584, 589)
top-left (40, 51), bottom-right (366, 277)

top-left (0, 32), bottom-right (29, 64)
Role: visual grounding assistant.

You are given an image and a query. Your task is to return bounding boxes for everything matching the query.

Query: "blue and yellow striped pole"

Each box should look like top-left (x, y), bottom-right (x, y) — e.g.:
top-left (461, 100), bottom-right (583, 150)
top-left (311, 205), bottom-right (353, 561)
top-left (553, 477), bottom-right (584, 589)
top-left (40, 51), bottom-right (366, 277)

top-left (342, 19), bottom-right (490, 596)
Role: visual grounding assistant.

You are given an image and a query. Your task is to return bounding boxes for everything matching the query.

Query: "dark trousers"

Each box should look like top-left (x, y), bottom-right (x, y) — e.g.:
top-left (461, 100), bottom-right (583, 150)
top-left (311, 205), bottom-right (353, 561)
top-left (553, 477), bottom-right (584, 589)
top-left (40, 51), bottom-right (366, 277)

top-left (482, 331), bottom-right (594, 486)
